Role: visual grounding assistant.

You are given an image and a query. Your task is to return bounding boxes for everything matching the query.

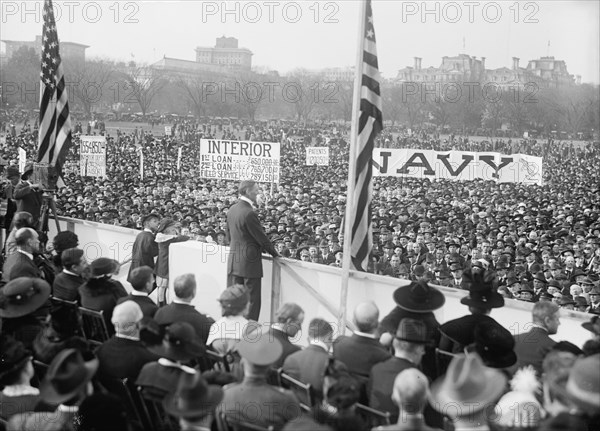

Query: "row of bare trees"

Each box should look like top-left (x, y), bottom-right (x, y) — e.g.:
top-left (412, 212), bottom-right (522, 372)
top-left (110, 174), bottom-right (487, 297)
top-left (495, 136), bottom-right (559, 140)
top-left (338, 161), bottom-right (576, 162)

top-left (2, 46), bottom-right (598, 135)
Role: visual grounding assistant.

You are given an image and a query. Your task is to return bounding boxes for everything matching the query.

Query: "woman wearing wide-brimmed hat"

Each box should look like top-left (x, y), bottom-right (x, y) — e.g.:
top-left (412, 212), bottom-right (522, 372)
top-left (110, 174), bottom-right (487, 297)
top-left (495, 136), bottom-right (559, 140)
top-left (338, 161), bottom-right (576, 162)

top-left (0, 277), bottom-right (51, 350)
top-left (78, 257), bottom-right (127, 332)
top-left (439, 269), bottom-right (505, 354)
top-left (378, 280), bottom-right (445, 380)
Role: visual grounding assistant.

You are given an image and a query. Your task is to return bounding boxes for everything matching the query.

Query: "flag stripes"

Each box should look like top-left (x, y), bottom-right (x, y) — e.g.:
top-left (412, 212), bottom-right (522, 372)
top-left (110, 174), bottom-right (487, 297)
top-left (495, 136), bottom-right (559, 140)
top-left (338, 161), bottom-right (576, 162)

top-left (350, 0), bottom-right (383, 271)
top-left (37, 0), bottom-right (72, 183)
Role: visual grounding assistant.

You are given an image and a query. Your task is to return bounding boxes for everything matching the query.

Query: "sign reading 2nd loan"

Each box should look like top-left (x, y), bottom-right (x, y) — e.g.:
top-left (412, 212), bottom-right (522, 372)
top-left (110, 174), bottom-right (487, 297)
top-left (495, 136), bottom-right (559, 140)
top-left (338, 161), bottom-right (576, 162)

top-left (80, 135), bottom-right (107, 178)
top-left (306, 147), bottom-right (329, 166)
top-left (199, 139), bottom-right (280, 183)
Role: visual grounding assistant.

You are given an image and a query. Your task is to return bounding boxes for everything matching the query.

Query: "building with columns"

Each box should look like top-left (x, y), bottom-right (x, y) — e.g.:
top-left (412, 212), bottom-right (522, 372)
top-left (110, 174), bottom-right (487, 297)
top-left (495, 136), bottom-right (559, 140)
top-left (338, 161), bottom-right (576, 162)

top-left (395, 54), bottom-right (576, 88)
top-left (195, 36), bottom-right (252, 70)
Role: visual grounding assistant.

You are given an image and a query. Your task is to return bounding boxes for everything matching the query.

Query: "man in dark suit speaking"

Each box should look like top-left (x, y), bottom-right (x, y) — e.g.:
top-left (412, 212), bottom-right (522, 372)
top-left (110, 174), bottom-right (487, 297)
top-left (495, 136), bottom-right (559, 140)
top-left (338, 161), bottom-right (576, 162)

top-left (226, 180), bottom-right (280, 321)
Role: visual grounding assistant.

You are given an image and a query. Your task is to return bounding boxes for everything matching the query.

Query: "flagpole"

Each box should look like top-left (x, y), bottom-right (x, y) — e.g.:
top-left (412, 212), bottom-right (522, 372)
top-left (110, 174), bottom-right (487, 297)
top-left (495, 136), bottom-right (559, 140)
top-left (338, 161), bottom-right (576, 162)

top-left (339, 0), bottom-right (369, 335)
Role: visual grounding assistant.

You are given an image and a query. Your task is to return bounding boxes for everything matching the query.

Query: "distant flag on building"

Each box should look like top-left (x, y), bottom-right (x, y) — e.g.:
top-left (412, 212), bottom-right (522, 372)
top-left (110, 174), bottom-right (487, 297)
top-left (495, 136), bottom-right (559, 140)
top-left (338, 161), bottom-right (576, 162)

top-left (348, 0), bottom-right (383, 271)
top-left (37, 0), bottom-right (73, 184)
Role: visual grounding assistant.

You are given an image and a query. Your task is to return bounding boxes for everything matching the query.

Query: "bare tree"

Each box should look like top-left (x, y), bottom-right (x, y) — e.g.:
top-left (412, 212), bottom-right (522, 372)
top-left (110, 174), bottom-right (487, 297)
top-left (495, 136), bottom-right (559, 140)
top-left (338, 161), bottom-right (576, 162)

top-left (122, 65), bottom-right (168, 116)
top-left (174, 72), bottom-right (210, 118)
top-left (286, 69), bottom-right (321, 125)
top-left (233, 70), bottom-right (265, 121)
top-left (66, 59), bottom-right (114, 117)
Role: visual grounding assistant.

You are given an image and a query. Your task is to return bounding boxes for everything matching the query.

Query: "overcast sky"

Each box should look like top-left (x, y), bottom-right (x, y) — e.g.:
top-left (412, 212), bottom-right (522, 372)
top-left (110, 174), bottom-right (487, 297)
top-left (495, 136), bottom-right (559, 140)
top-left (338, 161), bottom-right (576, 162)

top-left (1, 0), bottom-right (599, 83)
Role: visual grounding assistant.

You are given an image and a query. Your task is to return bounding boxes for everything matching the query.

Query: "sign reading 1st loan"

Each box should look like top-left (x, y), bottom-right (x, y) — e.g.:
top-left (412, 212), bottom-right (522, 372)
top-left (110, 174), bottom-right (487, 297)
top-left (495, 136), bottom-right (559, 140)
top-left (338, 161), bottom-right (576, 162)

top-left (199, 139), bottom-right (280, 183)
top-left (80, 135), bottom-right (107, 178)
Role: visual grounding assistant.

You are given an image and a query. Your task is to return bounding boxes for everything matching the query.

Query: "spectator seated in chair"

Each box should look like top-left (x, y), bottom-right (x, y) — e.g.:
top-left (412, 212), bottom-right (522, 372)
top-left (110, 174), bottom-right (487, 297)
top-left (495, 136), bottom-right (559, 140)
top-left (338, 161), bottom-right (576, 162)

top-left (51, 248), bottom-right (87, 303)
top-left (116, 266), bottom-right (159, 318)
top-left (78, 257), bottom-right (128, 332)
top-left (136, 321), bottom-right (205, 398)
top-left (33, 302), bottom-right (88, 364)
top-left (0, 335), bottom-right (53, 420)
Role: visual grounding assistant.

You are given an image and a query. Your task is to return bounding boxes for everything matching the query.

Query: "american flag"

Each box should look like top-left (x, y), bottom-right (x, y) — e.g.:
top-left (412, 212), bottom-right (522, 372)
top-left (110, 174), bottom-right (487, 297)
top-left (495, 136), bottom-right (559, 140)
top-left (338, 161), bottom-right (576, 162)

top-left (37, 0), bottom-right (72, 183)
top-left (350, 0), bottom-right (383, 271)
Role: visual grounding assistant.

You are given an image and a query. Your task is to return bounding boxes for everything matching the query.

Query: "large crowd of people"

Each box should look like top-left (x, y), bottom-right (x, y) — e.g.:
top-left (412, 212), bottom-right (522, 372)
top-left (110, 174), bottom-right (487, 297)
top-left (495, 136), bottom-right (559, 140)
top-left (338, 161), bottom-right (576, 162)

top-left (2, 114), bottom-right (599, 311)
top-left (1, 112), bottom-right (600, 430)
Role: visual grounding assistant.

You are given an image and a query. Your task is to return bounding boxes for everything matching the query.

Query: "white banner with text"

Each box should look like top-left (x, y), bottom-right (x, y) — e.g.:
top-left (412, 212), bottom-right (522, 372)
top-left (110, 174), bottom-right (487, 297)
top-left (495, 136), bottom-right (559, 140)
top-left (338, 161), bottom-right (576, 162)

top-left (372, 149), bottom-right (542, 185)
top-left (80, 135), bottom-right (107, 178)
top-left (199, 139), bottom-right (280, 183)
top-left (306, 147), bottom-right (329, 166)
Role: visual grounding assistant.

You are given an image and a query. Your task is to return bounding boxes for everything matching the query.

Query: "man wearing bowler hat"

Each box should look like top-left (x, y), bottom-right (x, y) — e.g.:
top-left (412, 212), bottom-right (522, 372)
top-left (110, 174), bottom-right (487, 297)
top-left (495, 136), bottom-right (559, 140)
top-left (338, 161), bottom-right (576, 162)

top-left (378, 281), bottom-right (445, 380)
top-left (137, 321), bottom-right (205, 397)
top-left (163, 372), bottom-right (224, 431)
top-left (369, 318), bottom-right (430, 421)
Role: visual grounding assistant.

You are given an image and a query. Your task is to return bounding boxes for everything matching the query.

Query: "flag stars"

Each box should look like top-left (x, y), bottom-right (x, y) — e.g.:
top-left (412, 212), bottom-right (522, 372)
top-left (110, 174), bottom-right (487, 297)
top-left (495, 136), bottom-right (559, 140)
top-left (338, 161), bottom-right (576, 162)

top-left (366, 29), bottom-right (374, 39)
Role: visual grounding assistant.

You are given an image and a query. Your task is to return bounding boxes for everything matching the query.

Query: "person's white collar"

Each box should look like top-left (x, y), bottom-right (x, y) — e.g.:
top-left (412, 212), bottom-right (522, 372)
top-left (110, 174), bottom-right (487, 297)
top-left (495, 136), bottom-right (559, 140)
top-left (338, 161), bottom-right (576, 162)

top-left (62, 269), bottom-right (79, 277)
top-left (17, 249), bottom-right (33, 260)
top-left (158, 358), bottom-right (196, 374)
top-left (173, 298), bottom-right (192, 305)
top-left (131, 290), bottom-right (148, 297)
top-left (531, 323), bottom-right (549, 333)
top-left (240, 196), bottom-right (255, 207)
top-left (58, 404), bottom-right (79, 413)
top-left (2, 384), bottom-right (39, 396)
top-left (309, 339), bottom-right (330, 352)
top-left (116, 333), bottom-right (140, 341)
top-left (144, 228), bottom-right (154, 233)
top-left (354, 330), bottom-right (376, 339)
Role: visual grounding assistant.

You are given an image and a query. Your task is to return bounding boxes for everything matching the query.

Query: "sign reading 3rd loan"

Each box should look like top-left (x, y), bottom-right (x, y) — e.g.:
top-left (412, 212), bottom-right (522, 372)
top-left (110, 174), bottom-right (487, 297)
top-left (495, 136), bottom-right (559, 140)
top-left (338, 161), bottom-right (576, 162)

top-left (199, 139), bottom-right (280, 183)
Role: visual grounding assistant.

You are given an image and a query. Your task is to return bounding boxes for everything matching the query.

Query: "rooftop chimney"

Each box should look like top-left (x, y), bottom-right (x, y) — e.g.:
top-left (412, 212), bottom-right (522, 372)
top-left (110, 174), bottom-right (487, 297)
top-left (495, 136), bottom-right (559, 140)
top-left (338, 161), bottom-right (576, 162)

top-left (414, 57), bottom-right (422, 70)
top-left (481, 56), bottom-right (486, 70)
top-left (512, 57), bottom-right (520, 70)
top-left (576, 75), bottom-right (581, 85)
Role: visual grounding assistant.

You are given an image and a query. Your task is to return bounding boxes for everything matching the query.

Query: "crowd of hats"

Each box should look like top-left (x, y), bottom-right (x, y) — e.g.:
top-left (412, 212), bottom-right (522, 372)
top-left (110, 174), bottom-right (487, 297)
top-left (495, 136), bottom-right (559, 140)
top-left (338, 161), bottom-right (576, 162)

top-left (1, 269), bottom-right (599, 430)
top-left (1, 119), bottom-right (598, 259)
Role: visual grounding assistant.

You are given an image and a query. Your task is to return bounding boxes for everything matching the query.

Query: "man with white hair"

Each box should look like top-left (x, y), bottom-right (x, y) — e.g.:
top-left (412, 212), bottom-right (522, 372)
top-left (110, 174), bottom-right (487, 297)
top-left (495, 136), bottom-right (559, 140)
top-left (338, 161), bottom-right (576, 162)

top-left (333, 301), bottom-right (391, 376)
top-left (373, 368), bottom-right (439, 431)
top-left (96, 300), bottom-right (159, 382)
top-left (2, 227), bottom-right (41, 281)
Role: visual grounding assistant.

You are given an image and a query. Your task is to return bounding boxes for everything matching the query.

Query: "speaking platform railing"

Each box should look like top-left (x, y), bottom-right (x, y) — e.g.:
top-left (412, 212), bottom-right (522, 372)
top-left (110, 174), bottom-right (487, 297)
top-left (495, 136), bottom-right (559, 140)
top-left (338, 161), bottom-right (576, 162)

top-left (50, 217), bottom-right (593, 346)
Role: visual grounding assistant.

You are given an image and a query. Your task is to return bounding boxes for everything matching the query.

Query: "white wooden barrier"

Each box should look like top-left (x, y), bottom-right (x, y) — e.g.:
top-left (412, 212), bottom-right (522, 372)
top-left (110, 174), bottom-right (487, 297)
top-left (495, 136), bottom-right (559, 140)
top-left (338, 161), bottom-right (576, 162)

top-left (50, 218), bottom-right (593, 347)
